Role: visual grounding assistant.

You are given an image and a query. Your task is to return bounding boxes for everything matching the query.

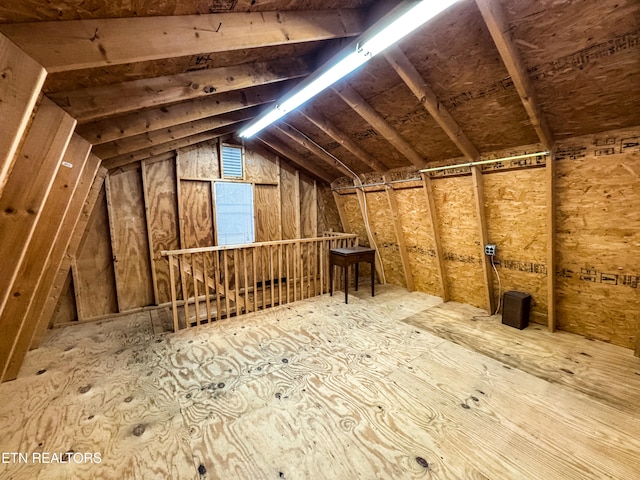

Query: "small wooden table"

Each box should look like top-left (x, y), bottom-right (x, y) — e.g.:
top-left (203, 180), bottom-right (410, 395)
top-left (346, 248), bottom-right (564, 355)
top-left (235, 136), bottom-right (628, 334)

top-left (329, 246), bottom-right (375, 304)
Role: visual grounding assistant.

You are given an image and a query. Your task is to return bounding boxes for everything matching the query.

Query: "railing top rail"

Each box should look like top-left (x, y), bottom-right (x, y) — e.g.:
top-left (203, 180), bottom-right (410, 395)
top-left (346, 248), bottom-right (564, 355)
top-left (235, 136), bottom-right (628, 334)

top-left (161, 233), bottom-right (357, 256)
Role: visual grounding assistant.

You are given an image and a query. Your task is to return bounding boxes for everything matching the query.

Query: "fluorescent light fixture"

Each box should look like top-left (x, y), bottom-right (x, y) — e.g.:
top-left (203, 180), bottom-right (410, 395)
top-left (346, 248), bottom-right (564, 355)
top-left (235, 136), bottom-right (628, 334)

top-left (239, 0), bottom-right (460, 138)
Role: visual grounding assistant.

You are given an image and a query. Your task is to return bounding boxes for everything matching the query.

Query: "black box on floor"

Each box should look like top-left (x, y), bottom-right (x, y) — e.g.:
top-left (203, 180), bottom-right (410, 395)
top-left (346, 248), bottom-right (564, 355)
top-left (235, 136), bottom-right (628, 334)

top-left (502, 291), bottom-right (531, 329)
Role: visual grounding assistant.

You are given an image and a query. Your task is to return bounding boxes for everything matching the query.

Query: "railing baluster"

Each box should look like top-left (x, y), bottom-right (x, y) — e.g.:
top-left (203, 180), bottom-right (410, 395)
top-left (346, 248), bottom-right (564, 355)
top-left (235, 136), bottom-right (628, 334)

top-left (285, 244), bottom-right (291, 304)
top-left (192, 253), bottom-right (200, 327)
top-left (222, 250), bottom-right (230, 318)
top-left (203, 252), bottom-right (212, 324)
top-left (252, 247), bottom-right (258, 312)
top-left (277, 244), bottom-right (282, 306)
top-left (300, 242), bottom-right (305, 300)
top-left (168, 255), bottom-right (179, 332)
top-left (293, 243), bottom-right (298, 301)
top-left (243, 249), bottom-right (249, 313)
top-left (319, 240), bottom-right (324, 295)
top-left (234, 249), bottom-right (241, 315)
top-left (178, 255), bottom-right (189, 329)
top-left (308, 242), bottom-right (312, 297)
top-left (259, 246), bottom-right (265, 310)
top-left (214, 251), bottom-right (222, 321)
top-left (267, 245), bottom-right (274, 307)
top-left (313, 241), bottom-right (318, 296)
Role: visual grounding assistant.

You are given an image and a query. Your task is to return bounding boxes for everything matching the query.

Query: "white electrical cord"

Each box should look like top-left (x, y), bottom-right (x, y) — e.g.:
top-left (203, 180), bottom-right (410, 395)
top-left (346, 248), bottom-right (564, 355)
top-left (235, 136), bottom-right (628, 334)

top-left (490, 254), bottom-right (502, 316)
top-left (282, 122), bottom-right (387, 285)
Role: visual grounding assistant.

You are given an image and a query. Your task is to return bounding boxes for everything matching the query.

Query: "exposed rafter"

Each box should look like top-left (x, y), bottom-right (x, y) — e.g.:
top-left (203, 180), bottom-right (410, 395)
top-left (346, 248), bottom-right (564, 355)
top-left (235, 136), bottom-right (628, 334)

top-left (0, 10), bottom-right (364, 73)
top-left (0, 33), bottom-right (47, 197)
top-left (0, 135), bottom-right (91, 382)
top-left (300, 106), bottom-right (388, 173)
top-left (0, 98), bottom-right (75, 314)
top-left (383, 175), bottom-right (415, 291)
top-left (77, 83), bottom-right (287, 145)
top-left (475, 0), bottom-right (555, 151)
top-left (93, 108), bottom-right (258, 160)
top-left (384, 45), bottom-right (480, 162)
top-left (420, 173), bottom-right (448, 301)
top-left (254, 134), bottom-right (336, 184)
top-left (103, 123), bottom-right (242, 170)
top-left (271, 123), bottom-right (354, 179)
top-left (471, 166), bottom-right (495, 314)
top-left (332, 83), bottom-right (427, 169)
top-left (50, 58), bottom-right (311, 123)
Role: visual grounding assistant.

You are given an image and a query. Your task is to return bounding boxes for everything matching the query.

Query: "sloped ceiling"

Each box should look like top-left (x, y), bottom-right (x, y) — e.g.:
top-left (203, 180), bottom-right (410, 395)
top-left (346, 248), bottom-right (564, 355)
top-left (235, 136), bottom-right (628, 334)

top-left (1, 0), bottom-right (638, 183)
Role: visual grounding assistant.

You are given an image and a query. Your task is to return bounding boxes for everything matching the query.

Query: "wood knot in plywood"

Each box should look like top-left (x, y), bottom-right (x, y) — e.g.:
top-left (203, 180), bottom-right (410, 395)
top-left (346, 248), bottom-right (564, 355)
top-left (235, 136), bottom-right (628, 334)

top-left (132, 424), bottom-right (146, 436)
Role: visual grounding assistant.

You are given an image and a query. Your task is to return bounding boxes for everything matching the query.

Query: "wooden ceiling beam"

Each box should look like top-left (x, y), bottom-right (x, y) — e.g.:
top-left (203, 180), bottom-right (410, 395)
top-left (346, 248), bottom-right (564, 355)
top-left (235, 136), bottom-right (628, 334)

top-left (0, 9), bottom-right (364, 73)
top-left (103, 123), bottom-right (242, 170)
top-left (0, 98), bottom-right (76, 315)
top-left (332, 83), bottom-right (428, 169)
top-left (254, 133), bottom-right (335, 184)
top-left (384, 45), bottom-right (480, 162)
top-left (300, 106), bottom-right (388, 173)
top-left (0, 134), bottom-right (91, 382)
top-left (272, 123), bottom-right (354, 179)
top-left (77, 82), bottom-right (288, 145)
top-left (475, 0), bottom-right (555, 151)
top-left (93, 108), bottom-right (259, 160)
top-left (0, 34), bottom-right (47, 197)
top-left (50, 57), bottom-right (311, 124)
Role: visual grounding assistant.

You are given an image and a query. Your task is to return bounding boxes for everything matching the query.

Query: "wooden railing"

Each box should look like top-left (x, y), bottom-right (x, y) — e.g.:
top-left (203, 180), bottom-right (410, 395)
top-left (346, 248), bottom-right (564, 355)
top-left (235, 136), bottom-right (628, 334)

top-left (161, 232), bottom-right (358, 331)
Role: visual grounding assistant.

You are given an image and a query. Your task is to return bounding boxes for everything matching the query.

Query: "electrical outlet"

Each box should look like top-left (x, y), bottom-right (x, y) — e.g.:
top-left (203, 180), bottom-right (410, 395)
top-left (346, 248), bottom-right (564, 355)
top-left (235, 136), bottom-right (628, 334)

top-left (485, 244), bottom-right (496, 256)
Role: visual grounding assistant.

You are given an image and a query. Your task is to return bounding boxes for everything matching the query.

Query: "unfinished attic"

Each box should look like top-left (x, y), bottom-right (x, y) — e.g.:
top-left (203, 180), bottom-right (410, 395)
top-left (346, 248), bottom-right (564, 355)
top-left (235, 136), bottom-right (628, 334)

top-left (1, 0), bottom-right (639, 477)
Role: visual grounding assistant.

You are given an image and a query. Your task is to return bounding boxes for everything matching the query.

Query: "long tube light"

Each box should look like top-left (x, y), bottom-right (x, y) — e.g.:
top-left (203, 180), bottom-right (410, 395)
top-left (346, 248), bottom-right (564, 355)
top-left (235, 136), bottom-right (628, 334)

top-left (239, 0), bottom-right (460, 139)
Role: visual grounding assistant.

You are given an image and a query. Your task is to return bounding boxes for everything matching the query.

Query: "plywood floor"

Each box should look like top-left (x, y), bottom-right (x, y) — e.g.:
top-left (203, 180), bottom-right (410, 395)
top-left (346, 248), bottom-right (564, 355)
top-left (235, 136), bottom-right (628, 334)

top-left (1, 285), bottom-right (639, 479)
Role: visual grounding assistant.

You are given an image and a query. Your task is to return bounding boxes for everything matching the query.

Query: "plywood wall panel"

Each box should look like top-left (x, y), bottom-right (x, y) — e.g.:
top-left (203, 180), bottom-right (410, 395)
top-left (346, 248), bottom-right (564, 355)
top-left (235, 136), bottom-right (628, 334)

top-left (246, 148), bottom-right (278, 184)
top-left (107, 169), bottom-right (154, 310)
top-left (339, 193), bottom-right (369, 246)
top-left (177, 140), bottom-right (218, 179)
top-left (51, 270), bottom-right (77, 325)
top-left (394, 187), bottom-right (441, 296)
top-left (180, 180), bottom-right (214, 248)
top-left (484, 169), bottom-right (548, 324)
top-left (255, 184), bottom-right (280, 242)
top-left (280, 164), bottom-right (298, 240)
top-left (336, 192), bottom-right (373, 282)
top-left (144, 159), bottom-right (180, 304)
top-left (432, 176), bottom-right (485, 308)
top-left (364, 191), bottom-right (406, 288)
top-left (318, 185), bottom-right (342, 234)
top-left (75, 185), bottom-right (118, 318)
top-left (299, 178), bottom-right (316, 239)
top-left (555, 150), bottom-right (640, 348)
top-left (25, 163), bottom-right (106, 354)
